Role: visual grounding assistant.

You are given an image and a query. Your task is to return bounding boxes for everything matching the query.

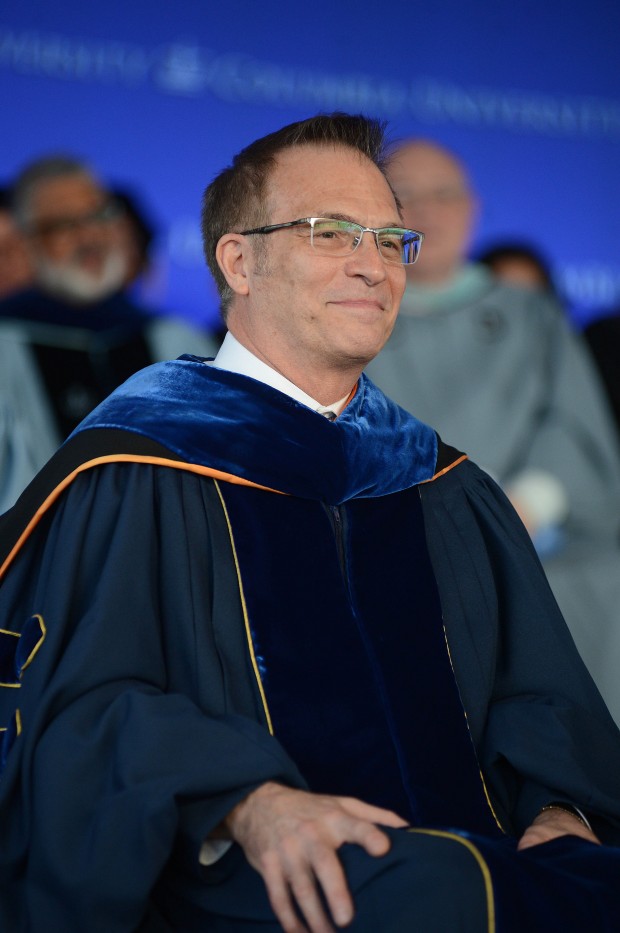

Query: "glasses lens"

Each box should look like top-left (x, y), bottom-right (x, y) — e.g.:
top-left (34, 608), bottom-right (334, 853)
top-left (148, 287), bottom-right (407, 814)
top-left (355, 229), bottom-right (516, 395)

top-left (310, 219), bottom-right (360, 255)
top-left (401, 230), bottom-right (422, 265)
top-left (34, 201), bottom-right (122, 238)
top-left (376, 229), bottom-right (406, 263)
top-left (376, 229), bottom-right (422, 265)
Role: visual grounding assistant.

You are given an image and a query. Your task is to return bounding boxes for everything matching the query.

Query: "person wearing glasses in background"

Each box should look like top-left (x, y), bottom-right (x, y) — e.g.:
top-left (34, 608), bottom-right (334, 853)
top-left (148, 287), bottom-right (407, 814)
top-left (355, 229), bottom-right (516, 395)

top-left (2, 114), bottom-right (620, 933)
top-left (366, 139), bottom-right (620, 729)
top-left (0, 155), bottom-right (218, 508)
top-left (0, 188), bottom-right (57, 515)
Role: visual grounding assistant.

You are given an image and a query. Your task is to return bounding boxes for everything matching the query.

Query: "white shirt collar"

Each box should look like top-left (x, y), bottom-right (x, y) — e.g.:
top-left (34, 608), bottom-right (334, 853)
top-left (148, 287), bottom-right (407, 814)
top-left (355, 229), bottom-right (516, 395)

top-left (210, 332), bottom-right (351, 417)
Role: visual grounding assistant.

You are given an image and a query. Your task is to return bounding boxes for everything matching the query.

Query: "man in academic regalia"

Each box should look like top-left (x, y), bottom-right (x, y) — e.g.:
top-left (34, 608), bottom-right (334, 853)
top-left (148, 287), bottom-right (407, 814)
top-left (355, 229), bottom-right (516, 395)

top-left (1, 114), bottom-right (620, 933)
top-left (0, 155), bottom-right (218, 507)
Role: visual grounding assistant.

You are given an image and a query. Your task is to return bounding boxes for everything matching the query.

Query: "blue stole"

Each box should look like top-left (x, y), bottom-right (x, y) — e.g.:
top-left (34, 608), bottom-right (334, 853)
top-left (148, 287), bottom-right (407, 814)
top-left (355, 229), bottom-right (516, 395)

top-left (72, 356), bottom-right (439, 502)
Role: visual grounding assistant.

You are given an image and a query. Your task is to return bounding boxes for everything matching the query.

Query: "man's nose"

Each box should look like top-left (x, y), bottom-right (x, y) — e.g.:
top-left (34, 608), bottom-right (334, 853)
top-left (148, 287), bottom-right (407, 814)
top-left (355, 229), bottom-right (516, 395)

top-left (344, 231), bottom-right (387, 282)
top-left (73, 217), bottom-right (113, 249)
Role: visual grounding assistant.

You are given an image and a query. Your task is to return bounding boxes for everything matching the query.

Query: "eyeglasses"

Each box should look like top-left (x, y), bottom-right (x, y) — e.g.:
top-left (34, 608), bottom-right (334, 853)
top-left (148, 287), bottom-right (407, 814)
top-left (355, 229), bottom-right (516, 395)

top-left (240, 217), bottom-right (424, 265)
top-left (30, 200), bottom-right (124, 239)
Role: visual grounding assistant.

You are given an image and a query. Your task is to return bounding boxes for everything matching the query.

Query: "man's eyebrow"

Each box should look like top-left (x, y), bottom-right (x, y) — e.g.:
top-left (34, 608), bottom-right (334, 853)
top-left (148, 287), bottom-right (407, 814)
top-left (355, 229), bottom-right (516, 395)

top-left (315, 211), bottom-right (405, 228)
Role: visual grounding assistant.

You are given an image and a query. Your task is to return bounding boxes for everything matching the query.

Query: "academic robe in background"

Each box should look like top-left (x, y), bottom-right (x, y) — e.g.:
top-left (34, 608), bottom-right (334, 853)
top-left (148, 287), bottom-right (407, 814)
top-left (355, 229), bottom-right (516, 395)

top-left (0, 288), bottom-right (218, 505)
top-left (0, 322), bottom-right (60, 514)
top-left (584, 310), bottom-right (620, 439)
top-left (1, 359), bottom-right (620, 932)
top-left (366, 265), bottom-right (620, 725)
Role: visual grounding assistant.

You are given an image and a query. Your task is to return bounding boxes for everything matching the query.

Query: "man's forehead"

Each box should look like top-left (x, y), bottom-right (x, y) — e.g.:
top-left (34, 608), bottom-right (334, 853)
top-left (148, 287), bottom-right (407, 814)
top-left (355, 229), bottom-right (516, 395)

top-left (272, 142), bottom-right (380, 178)
top-left (266, 143), bottom-right (398, 217)
top-left (31, 175), bottom-right (105, 217)
top-left (387, 142), bottom-right (468, 189)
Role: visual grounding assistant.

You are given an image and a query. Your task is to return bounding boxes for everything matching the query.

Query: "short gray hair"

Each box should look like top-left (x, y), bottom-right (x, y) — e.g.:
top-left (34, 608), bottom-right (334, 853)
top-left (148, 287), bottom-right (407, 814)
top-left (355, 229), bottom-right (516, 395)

top-left (12, 155), bottom-right (99, 230)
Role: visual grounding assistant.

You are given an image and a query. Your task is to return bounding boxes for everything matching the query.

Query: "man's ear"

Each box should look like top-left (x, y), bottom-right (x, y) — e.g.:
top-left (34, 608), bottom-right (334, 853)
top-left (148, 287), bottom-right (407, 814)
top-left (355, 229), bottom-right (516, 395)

top-left (216, 233), bottom-right (250, 296)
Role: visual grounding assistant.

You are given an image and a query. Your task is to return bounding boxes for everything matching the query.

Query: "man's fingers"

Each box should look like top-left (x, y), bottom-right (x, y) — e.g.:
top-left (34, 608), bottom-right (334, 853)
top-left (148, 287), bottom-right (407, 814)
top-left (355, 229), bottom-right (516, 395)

top-left (517, 808), bottom-right (601, 852)
top-left (226, 785), bottom-right (408, 930)
top-left (262, 854), bottom-right (308, 933)
top-left (338, 796), bottom-right (408, 829)
top-left (264, 846), bottom-right (342, 933)
top-left (332, 810), bottom-right (394, 858)
top-left (289, 866), bottom-right (337, 933)
top-left (262, 832), bottom-right (356, 932)
top-left (312, 845), bottom-right (355, 928)
top-left (516, 826), bottom-right (547, 851)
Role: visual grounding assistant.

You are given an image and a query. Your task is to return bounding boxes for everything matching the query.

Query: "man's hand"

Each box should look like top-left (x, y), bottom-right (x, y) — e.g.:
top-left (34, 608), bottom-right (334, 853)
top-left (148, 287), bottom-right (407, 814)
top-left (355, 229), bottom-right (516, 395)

top-left (223, 781), bottom-right (407, 933)
top-left (517, 806), bottom-right (600, 851)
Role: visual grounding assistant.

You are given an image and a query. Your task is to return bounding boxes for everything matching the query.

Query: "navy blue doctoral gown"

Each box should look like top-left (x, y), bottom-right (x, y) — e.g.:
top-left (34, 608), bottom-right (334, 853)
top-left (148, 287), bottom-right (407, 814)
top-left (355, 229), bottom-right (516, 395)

top-left (1, 359), bottom-right (620, 931)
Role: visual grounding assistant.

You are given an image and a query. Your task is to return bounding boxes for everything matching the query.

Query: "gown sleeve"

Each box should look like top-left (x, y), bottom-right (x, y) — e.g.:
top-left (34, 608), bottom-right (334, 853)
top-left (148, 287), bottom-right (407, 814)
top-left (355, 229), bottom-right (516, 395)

top-left (0, 462), bottom-right (305, 932)
top-left (420, 458), bottom-right (620, 843)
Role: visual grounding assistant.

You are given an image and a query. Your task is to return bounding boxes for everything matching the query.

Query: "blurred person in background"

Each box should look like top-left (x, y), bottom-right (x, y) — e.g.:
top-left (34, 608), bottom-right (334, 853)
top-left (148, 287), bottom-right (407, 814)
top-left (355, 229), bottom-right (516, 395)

top-left (0, 323), bottom-right (58, 514)
top-left (0, 187), bottom-right (33, 298)
top-left (479, 240), bottom-right (620, 441)
top-left (478, 240), bottom-right (620, 441)
top-left (0, 155), bottom-right (217, 503)
top-left (111, 183), bottom-right (224, 360)
top-left (584, 308), bottom-right (620, 440)
top-left (0, 192), bottom-right (55, 513)
top-left (111, 186), bottom-right (156, 288)
top-left (477, 240), bottom-right (557, 295)
top-left (366, 138), bottom-right (620, 725)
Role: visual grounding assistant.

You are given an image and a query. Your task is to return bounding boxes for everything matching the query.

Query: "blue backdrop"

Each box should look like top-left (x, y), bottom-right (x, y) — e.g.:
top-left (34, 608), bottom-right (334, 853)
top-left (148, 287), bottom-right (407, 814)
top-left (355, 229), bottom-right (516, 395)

top-left (2, 1), bottom-right (619, 329)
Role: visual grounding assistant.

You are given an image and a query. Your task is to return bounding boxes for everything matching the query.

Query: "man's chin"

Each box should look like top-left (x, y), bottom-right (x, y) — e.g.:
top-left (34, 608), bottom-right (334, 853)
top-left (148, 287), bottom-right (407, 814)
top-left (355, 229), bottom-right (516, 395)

top-left (35, 255), bottom-right (127, 305)
top-left (44, 280), bottom-right (110, 305)
top-left (337, 339), bottom-right (391, 372)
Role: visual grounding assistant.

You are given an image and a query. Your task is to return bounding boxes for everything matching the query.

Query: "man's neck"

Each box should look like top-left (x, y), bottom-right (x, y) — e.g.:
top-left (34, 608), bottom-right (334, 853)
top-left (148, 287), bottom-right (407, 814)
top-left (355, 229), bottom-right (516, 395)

top-left (212, 332), bottom-right (354, 415)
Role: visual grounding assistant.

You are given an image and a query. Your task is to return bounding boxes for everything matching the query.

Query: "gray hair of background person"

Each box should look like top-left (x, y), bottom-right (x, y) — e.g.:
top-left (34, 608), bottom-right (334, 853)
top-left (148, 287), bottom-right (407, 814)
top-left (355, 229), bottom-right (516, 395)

top-left (11, 155), bottom-right (99, 231)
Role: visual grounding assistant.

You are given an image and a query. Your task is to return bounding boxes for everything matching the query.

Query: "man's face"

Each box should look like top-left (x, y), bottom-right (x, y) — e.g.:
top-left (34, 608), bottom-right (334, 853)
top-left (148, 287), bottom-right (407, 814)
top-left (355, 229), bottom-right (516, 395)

top-left (230, 145), bottom-right (406, 384)
top-left (387, 141), bottom-right (475, 285)
top-left (26, 174), bottom-right (126, 302)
